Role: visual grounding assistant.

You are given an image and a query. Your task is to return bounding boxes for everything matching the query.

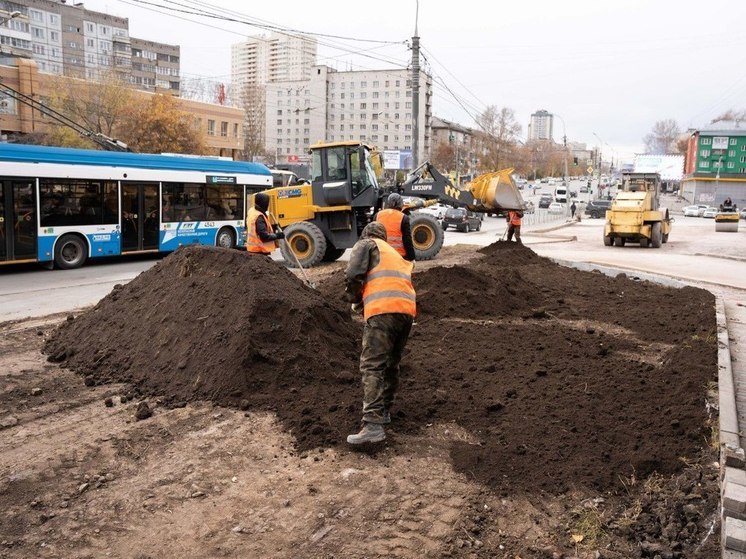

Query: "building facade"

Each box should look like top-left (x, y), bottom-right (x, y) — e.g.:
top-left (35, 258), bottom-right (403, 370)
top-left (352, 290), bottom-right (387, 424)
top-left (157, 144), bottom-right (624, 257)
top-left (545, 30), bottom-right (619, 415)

top-left (682, 122), bottom-right (746, 206)
top-left (0, 0), bottom-right (179, 94)
top-left (528, 109), bottom-right (553, 142)
top-left (0, 57), bottom-right (241, 157)
top-left (264, 65), bottom-right (432, 168)
top-left (231, 32), bottom-right (317, 94)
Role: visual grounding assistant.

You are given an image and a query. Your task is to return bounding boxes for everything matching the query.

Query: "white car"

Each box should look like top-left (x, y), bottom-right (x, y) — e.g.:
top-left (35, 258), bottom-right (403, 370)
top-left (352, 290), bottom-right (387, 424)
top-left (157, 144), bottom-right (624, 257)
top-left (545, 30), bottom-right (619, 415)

top-left (415, 203), bottom-right (449, 220)
top-left (682, 205), bottom-right (701, 217)
top-left (548, 202), bottom-right (565, 214)
top-left (702, 207), bottom-right (718, 218)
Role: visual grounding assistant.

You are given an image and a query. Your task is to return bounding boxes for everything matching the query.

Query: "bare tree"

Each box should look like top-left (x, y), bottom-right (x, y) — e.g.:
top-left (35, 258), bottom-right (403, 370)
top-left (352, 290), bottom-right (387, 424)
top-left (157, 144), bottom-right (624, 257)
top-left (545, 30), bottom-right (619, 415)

top-left (240, 85), bottom-right (269, 162)
top-left (710, 109), bottom-right (746, 125)
top-left (643, 119), bottom-right (681, 154)
top-left (474, 106), bottom-right (522, 171)
top-left (431, 141), bottom-right (456, 171)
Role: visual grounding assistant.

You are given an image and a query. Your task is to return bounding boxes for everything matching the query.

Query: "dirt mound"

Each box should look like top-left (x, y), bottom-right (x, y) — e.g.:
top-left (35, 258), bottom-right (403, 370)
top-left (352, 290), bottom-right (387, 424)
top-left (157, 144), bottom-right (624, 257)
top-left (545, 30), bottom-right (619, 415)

top-left (45, 241), bottom-right (717, 498)
top-left (44, 246), bottom-right (361, 448)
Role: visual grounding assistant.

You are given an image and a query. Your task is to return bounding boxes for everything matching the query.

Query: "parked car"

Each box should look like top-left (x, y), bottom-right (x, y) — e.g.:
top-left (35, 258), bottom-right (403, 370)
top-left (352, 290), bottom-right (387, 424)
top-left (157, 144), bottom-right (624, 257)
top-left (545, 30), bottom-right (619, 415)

top-left (442, 207), bottom-right (483, 232)
top-left (682, 205), bottom-right (702, 217)
top-left (702, 206), bottom-right (718, 218)
top-left (740, 208), bottom-right (746, 220)
top-left (579, 185), bottom-right (588, 193)
top-left (538, 194), bottom-right (553, 209)
top-left (415, 203), bottom-right (449, 220)
top-left (585, 199), bottom-right (613, 218)
top-left (548, 202), bottom-right (564, 214)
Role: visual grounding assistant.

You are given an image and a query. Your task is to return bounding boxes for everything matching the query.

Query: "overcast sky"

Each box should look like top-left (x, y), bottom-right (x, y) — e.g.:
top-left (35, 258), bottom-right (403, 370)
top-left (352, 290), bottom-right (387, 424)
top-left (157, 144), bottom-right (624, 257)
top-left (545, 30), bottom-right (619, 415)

top-left (83, 0), bottom-right (746, 163)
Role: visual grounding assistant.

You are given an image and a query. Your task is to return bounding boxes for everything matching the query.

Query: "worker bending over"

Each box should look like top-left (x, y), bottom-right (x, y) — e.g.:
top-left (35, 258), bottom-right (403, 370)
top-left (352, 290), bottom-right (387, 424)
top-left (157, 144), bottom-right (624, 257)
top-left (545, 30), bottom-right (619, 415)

top-left (375, 193), bottom-right (416, 261)
top-left (246, 192), bottom-right (284, 254)
top-left (344, 221), bottom-right (416, 444)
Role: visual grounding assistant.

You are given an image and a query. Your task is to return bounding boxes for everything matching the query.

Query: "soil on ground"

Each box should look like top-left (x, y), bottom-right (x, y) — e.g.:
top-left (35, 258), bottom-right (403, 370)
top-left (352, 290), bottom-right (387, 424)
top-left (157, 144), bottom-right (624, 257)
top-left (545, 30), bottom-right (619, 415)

top-left (1, 242), bottom-right (720, 558)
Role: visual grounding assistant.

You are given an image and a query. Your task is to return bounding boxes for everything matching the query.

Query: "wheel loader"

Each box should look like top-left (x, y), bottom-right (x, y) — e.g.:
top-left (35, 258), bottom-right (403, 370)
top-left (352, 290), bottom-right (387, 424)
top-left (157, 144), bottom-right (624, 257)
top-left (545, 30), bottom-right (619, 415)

top-left (257, 141), bottom-right (525, 267)
top-left (603, 172), bottom-right (672, 248)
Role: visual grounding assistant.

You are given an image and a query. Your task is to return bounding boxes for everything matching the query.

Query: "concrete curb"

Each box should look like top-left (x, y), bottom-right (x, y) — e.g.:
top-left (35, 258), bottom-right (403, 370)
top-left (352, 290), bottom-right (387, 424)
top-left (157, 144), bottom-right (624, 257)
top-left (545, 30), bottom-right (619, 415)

top-left (552, 258), bottom-right (741, 558)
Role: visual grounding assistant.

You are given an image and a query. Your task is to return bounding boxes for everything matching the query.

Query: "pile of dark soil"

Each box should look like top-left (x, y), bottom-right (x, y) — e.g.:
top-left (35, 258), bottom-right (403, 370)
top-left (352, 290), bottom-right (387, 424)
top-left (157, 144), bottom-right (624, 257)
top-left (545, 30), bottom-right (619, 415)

top-left (45, 242), bottom-right (717, 497)
top-left (43, 246), bottom-right (361, 448)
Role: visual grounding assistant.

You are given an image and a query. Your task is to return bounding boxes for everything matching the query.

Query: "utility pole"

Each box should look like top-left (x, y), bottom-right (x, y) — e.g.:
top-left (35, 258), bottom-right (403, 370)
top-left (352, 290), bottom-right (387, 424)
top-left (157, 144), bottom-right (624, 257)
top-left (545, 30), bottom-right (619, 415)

top-left (411, 0), bottom-right (420, 168)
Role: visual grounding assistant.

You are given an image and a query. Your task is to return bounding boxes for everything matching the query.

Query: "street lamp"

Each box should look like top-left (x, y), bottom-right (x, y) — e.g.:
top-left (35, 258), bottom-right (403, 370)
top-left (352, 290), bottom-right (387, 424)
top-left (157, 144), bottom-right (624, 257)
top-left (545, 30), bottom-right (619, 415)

top-left (0, 11), bottom-right (21, 26)
top-left (554, 113), bottom-right (569, 180)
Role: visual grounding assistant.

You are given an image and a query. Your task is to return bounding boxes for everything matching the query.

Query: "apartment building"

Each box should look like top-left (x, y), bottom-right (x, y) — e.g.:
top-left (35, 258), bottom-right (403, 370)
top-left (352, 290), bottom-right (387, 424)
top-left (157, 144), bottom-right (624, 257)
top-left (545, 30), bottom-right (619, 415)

top-left (231, 32), bottom-right (317, 94)
top-left (0, 0), bottom-right (178, 93)
top-left (528, 109), bottom-right (553, 142)
top-left (682, 121), bottom-right (746, 206)
top-left (264, 65), bottom-right (432, 167)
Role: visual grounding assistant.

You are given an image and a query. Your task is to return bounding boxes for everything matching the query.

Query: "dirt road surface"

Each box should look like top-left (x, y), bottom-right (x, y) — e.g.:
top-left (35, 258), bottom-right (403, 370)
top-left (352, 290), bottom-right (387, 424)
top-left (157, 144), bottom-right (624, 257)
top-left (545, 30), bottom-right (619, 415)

top-left (0, 243), bottom-right (721, 559)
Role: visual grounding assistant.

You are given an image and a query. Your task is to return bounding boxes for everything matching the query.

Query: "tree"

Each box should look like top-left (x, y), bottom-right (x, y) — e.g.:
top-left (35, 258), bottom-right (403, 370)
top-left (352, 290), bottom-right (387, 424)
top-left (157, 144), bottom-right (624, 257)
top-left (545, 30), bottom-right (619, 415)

top-left (643, 119), bottom-right (681, 154)
top-left (118, 94), bottom-right (205, 154)
top-left (711, 109), bottom-right (746, 124)
top-left (474, 106), bottom-right (521, 171)
top-left (240, 85), bottom-right (269, 162)
top-left (431, 141), bottom-right (456, 171)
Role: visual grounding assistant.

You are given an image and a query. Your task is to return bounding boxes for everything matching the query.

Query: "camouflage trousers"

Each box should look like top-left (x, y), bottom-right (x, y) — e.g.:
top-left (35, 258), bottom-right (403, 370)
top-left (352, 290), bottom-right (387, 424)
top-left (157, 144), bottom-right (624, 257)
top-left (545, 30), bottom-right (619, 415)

top-left (359, 313), bottom-right (414, 424)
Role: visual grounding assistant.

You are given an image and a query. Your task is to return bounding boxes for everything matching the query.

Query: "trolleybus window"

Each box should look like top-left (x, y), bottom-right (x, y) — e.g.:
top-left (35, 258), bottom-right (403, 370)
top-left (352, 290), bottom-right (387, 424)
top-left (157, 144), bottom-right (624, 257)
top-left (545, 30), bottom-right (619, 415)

top-left (40, 180), bottom-right (118, 226)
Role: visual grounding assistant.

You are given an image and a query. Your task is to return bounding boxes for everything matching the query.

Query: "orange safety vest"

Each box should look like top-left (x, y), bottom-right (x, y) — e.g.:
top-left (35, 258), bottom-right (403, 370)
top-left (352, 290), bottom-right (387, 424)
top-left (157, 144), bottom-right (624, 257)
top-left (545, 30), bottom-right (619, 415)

top-left (509, 211), bottom-right (522, 226)
top-left (375, 208), bottom-right (407, 257)
top-left (362, 238), bottom-right (416, 321)
top-left (246, 208), bottom-right (277, 254)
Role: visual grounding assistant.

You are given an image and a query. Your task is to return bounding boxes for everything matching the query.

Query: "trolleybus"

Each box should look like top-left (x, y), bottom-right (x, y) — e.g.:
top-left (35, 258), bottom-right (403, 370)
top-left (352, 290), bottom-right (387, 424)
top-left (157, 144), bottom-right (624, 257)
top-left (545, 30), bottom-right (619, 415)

top-left (0, 143), bottom-right (272, 269)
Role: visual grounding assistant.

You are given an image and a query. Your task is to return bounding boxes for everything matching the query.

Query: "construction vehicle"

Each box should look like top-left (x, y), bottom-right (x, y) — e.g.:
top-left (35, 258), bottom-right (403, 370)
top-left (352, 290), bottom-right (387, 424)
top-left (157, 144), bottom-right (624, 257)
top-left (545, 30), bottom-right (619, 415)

top-left (261, 141), bottom-right (525, 267)
top-left (715, 200), bottom-right (739, 232)
top-left (603, 172), bottom-right (672, 248)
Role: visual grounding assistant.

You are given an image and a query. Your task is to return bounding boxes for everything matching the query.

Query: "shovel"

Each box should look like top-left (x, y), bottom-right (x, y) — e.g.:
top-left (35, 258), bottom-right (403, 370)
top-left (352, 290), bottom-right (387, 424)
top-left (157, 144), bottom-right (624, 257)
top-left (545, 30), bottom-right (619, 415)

top-left (267, 212), bottom-right (315, 288)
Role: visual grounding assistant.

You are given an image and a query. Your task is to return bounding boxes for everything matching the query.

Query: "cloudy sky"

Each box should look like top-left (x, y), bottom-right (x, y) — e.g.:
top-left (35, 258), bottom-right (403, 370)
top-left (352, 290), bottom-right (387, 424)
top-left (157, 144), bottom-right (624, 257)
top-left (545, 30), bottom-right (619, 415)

top-left (82, 0), bottom-right (746, 162)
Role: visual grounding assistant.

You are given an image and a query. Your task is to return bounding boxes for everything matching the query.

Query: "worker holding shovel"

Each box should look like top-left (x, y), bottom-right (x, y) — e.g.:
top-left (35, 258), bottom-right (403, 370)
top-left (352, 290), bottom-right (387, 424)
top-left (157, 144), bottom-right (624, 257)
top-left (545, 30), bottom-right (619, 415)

top-left (245, 192), bottom-right (284, 255)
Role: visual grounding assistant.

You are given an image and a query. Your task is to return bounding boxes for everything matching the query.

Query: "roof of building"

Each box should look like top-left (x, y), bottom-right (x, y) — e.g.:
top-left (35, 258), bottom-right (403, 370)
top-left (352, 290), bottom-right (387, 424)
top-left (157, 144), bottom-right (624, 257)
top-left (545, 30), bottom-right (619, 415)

top-left (431, 116), bottom-right (473, 134)
top-left (633, 154), bottom-right (684, 181)
top-left (697, 120), bottom-right (746, 136)
top-left (0, 143), bottom-right (270, 175)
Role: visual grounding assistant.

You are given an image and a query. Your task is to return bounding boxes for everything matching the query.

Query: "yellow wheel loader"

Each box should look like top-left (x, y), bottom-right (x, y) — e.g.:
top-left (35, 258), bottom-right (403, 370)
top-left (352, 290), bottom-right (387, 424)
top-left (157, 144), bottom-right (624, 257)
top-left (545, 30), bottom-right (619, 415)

top-left (603, 172), bottom-right (672, 248)
top-left (258, 141), bottom-right (525, 267)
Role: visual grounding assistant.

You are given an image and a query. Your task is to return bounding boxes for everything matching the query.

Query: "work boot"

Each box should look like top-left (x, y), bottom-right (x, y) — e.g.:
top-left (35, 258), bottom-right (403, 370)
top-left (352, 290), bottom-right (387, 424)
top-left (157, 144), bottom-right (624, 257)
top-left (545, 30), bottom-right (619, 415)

top-left (346, 422), bottom-right (385, 444)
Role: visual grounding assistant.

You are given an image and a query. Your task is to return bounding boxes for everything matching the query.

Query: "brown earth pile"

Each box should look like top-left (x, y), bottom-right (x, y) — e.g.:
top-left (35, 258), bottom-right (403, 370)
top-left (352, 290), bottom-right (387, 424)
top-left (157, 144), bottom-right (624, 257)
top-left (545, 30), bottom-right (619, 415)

top-left (45, 242), bottom-right (717, 497)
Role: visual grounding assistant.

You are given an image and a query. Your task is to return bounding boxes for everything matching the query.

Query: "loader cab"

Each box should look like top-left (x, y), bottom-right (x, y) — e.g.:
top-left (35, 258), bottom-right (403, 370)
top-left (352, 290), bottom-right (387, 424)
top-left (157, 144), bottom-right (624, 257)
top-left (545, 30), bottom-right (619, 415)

top-left (621, 172), bottom-right (661, 210)
top-left (309, 141), bottom-right (379, 209)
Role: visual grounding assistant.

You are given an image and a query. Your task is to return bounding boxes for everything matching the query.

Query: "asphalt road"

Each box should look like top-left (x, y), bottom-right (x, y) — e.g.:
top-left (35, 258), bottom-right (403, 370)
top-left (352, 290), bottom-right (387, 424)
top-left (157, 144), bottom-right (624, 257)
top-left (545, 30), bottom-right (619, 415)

top-left (1, 184), bottom-right (744, 322)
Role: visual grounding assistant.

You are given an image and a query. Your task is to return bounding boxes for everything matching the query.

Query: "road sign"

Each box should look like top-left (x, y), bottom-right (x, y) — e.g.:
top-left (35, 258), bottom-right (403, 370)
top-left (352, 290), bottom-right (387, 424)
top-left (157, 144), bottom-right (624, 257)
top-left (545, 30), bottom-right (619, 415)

top-left (587, 166), bottom-right (593, 174)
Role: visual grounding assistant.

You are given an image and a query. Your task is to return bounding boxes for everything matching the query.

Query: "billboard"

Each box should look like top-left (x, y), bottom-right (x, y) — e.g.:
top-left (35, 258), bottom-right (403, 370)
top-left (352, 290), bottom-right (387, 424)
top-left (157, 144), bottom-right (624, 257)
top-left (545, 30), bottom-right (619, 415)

top-left (383, 150), bottom-right (413, 170)
top-left (712, 136), bottom-right (729, 150)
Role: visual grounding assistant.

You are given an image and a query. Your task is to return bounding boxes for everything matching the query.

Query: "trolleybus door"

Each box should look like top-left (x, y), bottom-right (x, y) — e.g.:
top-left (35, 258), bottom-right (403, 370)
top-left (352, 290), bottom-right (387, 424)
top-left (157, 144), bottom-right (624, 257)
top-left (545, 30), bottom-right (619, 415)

top-left (0, 181), bottom-right (37, 263)
top-left (121, 183), bottom-right (159, 252)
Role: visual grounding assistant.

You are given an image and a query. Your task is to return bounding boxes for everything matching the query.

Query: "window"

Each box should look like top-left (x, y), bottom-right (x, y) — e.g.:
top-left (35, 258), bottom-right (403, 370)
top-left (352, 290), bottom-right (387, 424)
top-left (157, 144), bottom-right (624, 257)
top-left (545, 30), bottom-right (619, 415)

top-left (32, 27), bottom-right (44, 39)
top-left (30, 10), bottom-right (42, 22)
top-left (207, 119), bottom-right (215, 136)
top-left (163, 183), bottom-right (208, 222)
top-left (731, 138), bottom-right (737, 145)
top-left (742, 145), bottom-right (746, 151)
top-left (360, 92), bottom-right (366, 99)
top-left (405, 101), bottom-right (412, 109)
top-left (372, 92), bottom-right (379, 99)
top-left (277, 109), bottom-right (282, 115)
top-left (727, 161), bottom-right (735, 169)
top-left (87, 38), bottom-right (94, 48)
top-left (373, 81), bottom-right (379, 87)
top-left (360, 81), bottom-right (367, 87)
top-left (729, 150), bottom-right (736, 157)
top-left (701, 138), bottom-right (711, 145)
top-left (360, 102), bottom-right (367, 109)
top-left (405, 124), bottom-right (412, 131)
top-left (700, 149), bottom-right (710, 157)
top-left (395, 80), bottom-right (400, 87)
top-left (700, 161), bottom-right (710, 168)
top-left (373, 103), bottom-right (379, 110)
top-left (205, 185), bottom-right (243, 221)
top-left (385, 81), bottom-right (389, 87)
top-left (220, 121), bottom-right (228, 137)
top-left (49, 15), bottom-right (58, 25)
top-left (341, 93), bottom-right (345, 99)
top-left (372, 113), bottom-right (379, 120)
top-left (39, 180), bottom-right (118, 227)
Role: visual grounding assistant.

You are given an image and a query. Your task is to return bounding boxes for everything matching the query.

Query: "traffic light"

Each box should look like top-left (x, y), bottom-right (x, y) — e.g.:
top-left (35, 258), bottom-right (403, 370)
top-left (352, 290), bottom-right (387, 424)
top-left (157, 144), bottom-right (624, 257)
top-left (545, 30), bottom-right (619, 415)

top-left (573, 157), bottom-right (579, 166)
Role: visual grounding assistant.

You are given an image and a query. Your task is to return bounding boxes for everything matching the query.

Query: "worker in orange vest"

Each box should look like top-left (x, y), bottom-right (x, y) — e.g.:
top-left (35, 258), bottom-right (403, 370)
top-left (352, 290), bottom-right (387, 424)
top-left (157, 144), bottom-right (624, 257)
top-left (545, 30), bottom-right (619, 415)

top-left (506, 209), bottom-right (523, 244)
top-left (344, 221), bottom-right (416, 444)
top-left (374, 193), bottom-right (416, 261)
top-left (245, 192), bottom-right (284, 254)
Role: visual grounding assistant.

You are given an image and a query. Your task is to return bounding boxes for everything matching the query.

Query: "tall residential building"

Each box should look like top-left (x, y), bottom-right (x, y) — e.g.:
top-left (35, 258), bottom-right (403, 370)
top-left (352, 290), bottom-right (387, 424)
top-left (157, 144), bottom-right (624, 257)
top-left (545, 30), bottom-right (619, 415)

top-left (0, 0), bottom-right (179, 93)
top-left (130, 38), bottom-right (180, 93)
top-left (264, 65), bottom-right (432, 167)
top-left (231, 32), bottom-right (317, 95)
top-left (528, 109), bottom-right (553, 142)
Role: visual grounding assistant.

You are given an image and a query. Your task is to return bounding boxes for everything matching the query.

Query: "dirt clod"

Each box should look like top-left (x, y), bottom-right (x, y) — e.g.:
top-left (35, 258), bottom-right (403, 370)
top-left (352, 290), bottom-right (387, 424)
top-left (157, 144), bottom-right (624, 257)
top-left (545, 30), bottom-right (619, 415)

top-left (134, 402), bottom-right (152, 421)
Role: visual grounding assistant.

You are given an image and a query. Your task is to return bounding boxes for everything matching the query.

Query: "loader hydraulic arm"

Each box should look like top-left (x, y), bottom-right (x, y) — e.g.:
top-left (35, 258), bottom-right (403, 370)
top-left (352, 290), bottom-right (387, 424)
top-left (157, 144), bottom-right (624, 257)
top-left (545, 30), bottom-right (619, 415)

top-left (397, 161), bottom-right (524, 213)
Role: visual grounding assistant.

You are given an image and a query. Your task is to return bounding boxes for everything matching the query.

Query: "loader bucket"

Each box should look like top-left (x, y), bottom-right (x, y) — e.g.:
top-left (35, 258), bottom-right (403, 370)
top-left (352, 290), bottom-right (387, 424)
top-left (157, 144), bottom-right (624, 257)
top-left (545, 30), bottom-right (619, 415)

top-left (468, 168), bottom-right (524, 212)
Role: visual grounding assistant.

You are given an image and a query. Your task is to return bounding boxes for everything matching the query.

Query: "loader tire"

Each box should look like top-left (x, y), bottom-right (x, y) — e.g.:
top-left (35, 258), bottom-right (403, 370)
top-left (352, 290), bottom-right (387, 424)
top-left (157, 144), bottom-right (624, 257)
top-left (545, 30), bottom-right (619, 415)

top-left (651, 222), bottom-right (662, 248)
top-left (603, 235), bottom-right (613, 246)
top-left (281, 221), bottom-right (327, 268)
top-left (409, 213), bottom-right (444, 261)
